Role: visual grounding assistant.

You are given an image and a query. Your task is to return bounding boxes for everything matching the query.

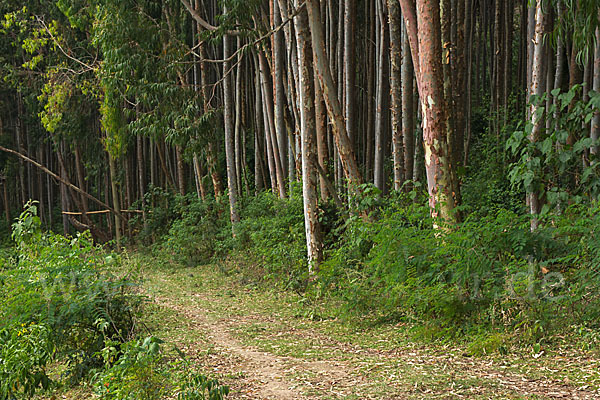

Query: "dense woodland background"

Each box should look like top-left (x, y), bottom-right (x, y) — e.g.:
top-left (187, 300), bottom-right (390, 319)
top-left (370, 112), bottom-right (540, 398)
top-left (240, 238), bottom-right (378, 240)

top-left (2, 1), bottom-right (600, 397)
top-left (1, 0), bottom-right (600, 325)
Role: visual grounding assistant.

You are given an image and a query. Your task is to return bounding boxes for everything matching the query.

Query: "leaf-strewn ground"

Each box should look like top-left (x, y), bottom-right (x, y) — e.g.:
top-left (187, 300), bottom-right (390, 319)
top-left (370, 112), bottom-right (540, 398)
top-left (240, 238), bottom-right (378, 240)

top-left (132, 254), bottom-right (600, 400)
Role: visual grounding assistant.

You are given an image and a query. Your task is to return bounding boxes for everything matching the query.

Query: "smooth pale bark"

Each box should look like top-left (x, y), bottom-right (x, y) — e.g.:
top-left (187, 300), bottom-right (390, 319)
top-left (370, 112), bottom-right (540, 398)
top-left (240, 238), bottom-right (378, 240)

top-left (294, 2), bottom-right (323, 271)
top-left (315, 71), bottom-right (330, 200)
top-left (402, 0), bottom-right (457, 223)
top-left (108, 154), bottom-right (121, 247)
top-left (374, 0), bottom-right (389, 192)
top-left (273, 0), bottom-right (288, 186)
top-left (528, 0), bottom-right (546, 230)
top-left (234, 37), bottom-right (244, 196)
top-left (223, 33), bottom-right (241, 233)
top-left (1, 178), bottom-right (9, 224)
top-left (305, 0), bottom-right (363, 191)
top-left (176, 145), bottom-right (185, 196)
top-left (553, 0), bottom-right (565, 133)
top-left (254, 57), bottom-right (266, 193)
top-left (15, 94), bottom-right (26, 205)
top-left (192, 155), bottom-right (206, 200)
top-left (526, 2), bottom-right (535, 115)
top-left (592, 17), bottom-right (600, 155)
top-left (389, 0), bottom-right (404, 191)
top-left (199, 40), bottom-right (223, 198)
top-left (402, 22), bottom-right (415, 184)
top-left (344, 0), bottom-right (356, 147)
top-left (258, 52), bottom-right (287, 198)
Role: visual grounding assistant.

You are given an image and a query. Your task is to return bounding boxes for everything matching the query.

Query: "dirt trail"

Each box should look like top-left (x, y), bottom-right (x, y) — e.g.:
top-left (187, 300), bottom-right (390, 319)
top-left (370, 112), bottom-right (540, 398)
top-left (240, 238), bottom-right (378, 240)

top-left (156, 297), bottom-right (360, 399)
top-left (145, 268), bottom-right (600, 399)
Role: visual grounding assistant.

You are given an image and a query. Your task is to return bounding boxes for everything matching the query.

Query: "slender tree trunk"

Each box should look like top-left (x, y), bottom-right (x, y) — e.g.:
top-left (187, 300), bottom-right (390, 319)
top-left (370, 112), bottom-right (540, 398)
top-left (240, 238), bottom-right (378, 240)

top-left (199, 40), bottom-right (224, 198)
top-left (108, 154), bottom-right (121, 247)
top-left (374, 0), bottom-right (389, 192)
top-left (402, 22), bottom-right (415, 185)
top-left (223, 32), bottom-right (241, 233)
top-left (295, 2), bottom-right (323, 271)
top-left (592, 16), bottom-right (600, 156)
top-left (528, 0), bottom-right (546, 230)
top-left (15, 93), bottom-right (26, 206)
top-left (389, 0), bottom-right (404, 191)
top-left (2, 178), bottom-right (9, 225)
top-left (259, 51), bottom-right (287, 198)
top-left (315, 70), bottom-right (330, 200)
top-left (74, 145), bottom-right (88, 216)
top-left (59, 141), bottom-right (70, 235)
top-left (365, 0), bottom-right (376, 180)
top-left (273, 0), bottom-right (288, 189)
top-left (306, 0), bottom-right (364, 191)
top-left (235, 37), bottom-right (244, 196)
top-left (400, 0), bottom-right (457, 224)
top-left (193, 155), bottom-right (206, 200)
top-left (254, 59), bottom-right (266, 193)
top-left (344, 0), bottom-right (356, 147)
top-left (553, 0), bottom-right (565, 133)
top-left (176, 145), bottom-right (185, 196)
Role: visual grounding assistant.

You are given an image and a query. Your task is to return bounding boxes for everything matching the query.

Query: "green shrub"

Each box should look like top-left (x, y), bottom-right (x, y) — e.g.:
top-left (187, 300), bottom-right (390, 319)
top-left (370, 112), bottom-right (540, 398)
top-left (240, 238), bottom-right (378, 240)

top-left (159, 195), bottom-right (229, 266)
top-left (0, 201), bottom-right (141, 384)
top-left (93, 336), bottom-right (228, 400)
top-left (0, 323), bottom-right (54, 399)
top-left (235, 190), bottom-right (308, 286)
top-left (319, 196), bottom-right (600, 341)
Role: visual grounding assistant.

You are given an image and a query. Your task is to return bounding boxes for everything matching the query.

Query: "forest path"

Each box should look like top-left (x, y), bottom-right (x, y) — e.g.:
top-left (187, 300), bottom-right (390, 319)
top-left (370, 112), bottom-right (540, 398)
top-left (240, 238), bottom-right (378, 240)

top-left (138, 256), bottom-right (600, 399)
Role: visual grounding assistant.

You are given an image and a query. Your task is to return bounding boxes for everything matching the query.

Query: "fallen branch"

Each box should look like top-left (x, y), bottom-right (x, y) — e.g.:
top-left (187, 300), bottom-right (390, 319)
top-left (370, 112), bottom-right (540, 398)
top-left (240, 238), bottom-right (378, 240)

top-left (62, 210), bottom-right (143, 216)
top-left (0, 145), bottom-right (125, 221)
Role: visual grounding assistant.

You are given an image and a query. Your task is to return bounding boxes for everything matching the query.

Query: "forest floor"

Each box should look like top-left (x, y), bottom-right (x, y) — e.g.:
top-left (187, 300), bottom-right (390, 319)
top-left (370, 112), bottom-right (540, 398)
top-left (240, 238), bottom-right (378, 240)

top-left (130, 254), bottom-right (600, 400)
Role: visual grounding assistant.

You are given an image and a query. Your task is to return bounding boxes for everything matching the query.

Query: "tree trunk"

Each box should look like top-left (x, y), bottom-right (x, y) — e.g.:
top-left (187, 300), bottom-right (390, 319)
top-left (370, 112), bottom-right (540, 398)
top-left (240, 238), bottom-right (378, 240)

top-left (273, 0), bottom-right (288, 189)
top-left (315, 70), bottom-right (330, 200)
top-left (108, 154), bottom-right (121, 247)
top-left (259, 51), bottom-right (287, 198)
top-left (374, 0), bottom-right (389, 192)
top-left (389, 0), bottom-right (404, 191)
top-left (344, 0), bottom-right (356, 147)
top-left (295, 2), bottom-right (323, 271)
top-left (528, 0), bottom-right (546, 230)
top-left (592, 16), bottom-right (600, 156)
top-left (15, 93), bottom-right (26, 206)
top-left (402, 21), bottom-right (415, 185)
top-left (193, 154), bottom-right (206, 200)
top-left (223, 32), bottom-right (241, 233)
top-left (306, 0), bottom-right (363, 191)
top-left (401, 0), bottom-right (457, 224)
top-left (176, 145), bottom-right (186, 196)
top-left (1, 176), bottom-right (10, 225)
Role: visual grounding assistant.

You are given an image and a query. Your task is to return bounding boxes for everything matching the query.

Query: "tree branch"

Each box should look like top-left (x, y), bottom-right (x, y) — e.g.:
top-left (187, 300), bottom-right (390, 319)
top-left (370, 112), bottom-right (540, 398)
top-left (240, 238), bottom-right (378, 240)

top-left (180, 0), bottom-right (218, 32)
top-left (0, 145), bottom-right (126, 221)
top-left (398, 0), bottom-right (421, 93)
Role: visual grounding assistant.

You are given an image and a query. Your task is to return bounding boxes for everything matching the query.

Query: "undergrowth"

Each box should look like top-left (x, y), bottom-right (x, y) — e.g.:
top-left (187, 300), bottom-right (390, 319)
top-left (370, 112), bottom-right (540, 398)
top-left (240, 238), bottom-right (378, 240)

top-left (141, 186), bottom-right (600, 354)
top-left (0, 202), bottom-right (228, 399)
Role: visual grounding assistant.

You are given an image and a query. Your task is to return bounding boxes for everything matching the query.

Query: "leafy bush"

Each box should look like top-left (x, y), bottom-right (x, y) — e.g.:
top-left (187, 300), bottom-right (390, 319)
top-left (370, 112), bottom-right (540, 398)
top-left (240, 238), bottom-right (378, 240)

top-left (319, 195), bottom-right (600, 342)
top-left (508, 86), bottom-right (600, 211)
top-left (159, 195), bottom-right (229, 266)
top-left (235, 190), bottom-right (308, 286)
top-left (0, 323), bottom-right (54, 399)
top-left (93, 336), bottom-right (171, 400)
top-left (93, 336), bottom-right (228, 400)
top-left (0, 202), bottom-right (141, 386)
